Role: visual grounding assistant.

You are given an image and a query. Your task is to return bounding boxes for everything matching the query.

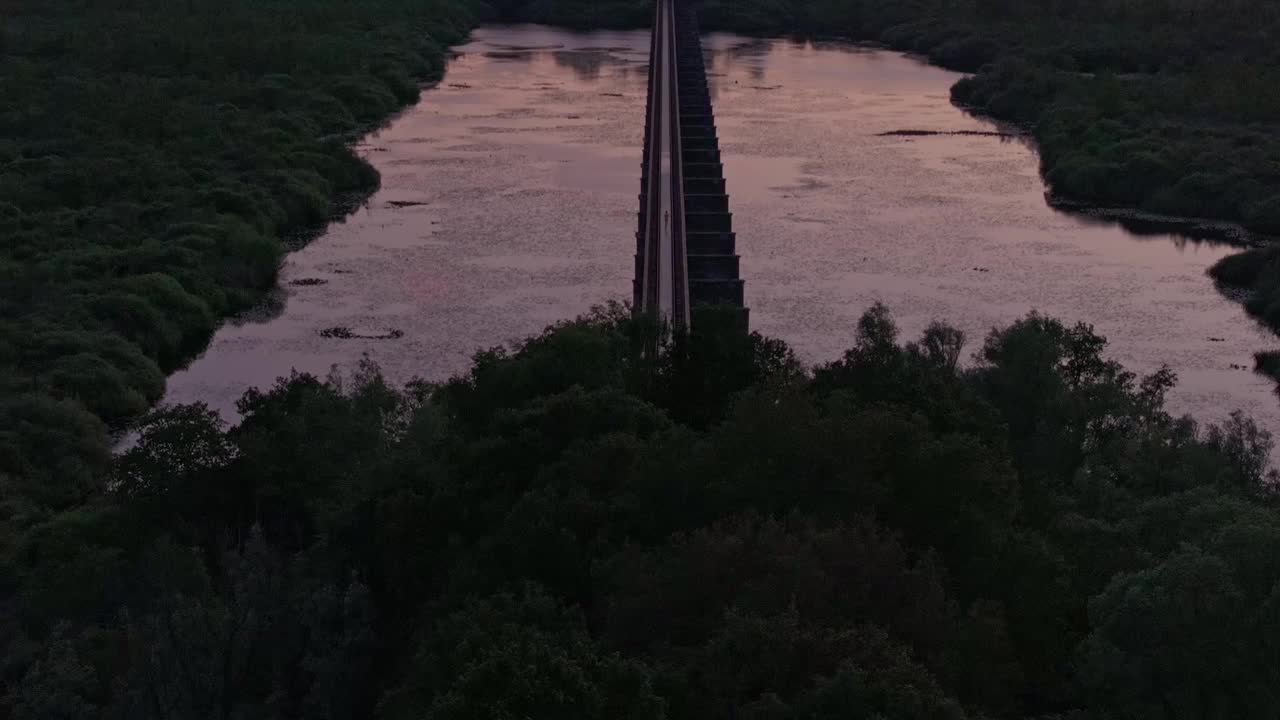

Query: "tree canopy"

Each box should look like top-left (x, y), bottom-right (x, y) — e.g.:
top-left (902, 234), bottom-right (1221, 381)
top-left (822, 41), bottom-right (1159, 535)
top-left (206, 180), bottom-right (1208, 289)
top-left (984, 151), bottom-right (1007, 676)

top-left (4, 304), bottom-right (1278, 718)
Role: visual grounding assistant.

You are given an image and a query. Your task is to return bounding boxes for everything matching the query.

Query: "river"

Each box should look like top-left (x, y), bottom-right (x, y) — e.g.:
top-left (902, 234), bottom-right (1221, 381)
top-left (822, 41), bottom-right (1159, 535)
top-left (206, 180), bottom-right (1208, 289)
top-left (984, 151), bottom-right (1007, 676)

top-left (163, 24), bottom-right (1280, 437)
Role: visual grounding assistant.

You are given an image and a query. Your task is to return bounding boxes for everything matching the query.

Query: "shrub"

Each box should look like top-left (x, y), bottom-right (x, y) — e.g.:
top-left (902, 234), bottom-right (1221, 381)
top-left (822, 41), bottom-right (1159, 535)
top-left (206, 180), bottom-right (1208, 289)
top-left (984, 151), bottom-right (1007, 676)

top-left (1246, 196), bottom-right (1280, 234)
top-left (930, 35), bottom-right (1003, 72)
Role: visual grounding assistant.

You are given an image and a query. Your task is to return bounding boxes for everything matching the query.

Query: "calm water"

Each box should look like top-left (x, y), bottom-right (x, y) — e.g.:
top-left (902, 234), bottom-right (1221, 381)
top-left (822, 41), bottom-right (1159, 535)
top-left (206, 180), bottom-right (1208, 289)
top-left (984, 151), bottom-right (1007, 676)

top-left (165, 25), bottom-right (1280, 436)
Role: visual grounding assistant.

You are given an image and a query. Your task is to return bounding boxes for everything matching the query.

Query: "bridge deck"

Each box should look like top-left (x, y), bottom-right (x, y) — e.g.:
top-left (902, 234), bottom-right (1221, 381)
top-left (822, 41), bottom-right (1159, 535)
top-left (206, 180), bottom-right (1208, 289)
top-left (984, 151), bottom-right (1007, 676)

top-left (634, 0), bottom-right (746, 329)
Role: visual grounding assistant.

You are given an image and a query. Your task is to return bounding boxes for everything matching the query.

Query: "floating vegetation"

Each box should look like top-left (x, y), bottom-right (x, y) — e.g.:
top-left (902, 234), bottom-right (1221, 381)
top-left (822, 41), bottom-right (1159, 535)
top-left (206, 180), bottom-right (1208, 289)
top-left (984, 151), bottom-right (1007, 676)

top-left (879, 129), bottom-right (1022, 138)
top-left (320, 326), bottom-right (405, 340)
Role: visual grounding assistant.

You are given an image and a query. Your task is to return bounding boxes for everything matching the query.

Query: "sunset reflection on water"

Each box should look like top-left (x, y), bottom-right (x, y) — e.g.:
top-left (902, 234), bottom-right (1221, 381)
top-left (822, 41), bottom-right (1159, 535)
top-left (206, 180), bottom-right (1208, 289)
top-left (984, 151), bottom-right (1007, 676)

top-left (163, 24), bottom-right (1280, 439)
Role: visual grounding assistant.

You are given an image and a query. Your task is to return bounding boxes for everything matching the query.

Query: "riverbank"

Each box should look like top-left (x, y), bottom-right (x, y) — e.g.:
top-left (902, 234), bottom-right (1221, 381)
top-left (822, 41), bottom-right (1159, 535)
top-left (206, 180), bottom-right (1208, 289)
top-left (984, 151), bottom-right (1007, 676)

top-left (1, 0), bottom-right (480, 507)
top-left (712, 0), bottom-right (1280, 321)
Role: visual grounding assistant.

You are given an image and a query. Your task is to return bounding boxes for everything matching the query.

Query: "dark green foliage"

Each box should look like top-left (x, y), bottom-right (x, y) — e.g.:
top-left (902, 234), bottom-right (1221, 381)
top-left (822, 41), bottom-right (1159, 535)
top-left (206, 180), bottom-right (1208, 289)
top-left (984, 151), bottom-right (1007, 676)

top-left (930, 35), bottom-right (1003, 73)
top-left (1247, 196), bottom-right (1280, 235)
top-left (0, 0), bottom-right (479, 523)
top-left (1213, 243), bottom-right (1280, 329)
top-left (0, 394), bottom-right (111, 510)
top-left (1078, 546), bottom-right (1280, 718)
top-left (5, 306), bottom-right (1279, 718)
top-left (487, 0), bottom-right (655, 28)
top-left (380, 587), bottom-right (665, 720)
top-left (1255, 350), bottom-right (1280, 382)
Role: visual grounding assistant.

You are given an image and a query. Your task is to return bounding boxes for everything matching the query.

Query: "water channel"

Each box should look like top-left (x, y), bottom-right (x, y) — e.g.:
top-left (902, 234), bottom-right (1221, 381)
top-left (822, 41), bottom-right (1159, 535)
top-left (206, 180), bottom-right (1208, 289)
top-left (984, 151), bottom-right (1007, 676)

top-left (164, 24), bottom-right (1280, 438)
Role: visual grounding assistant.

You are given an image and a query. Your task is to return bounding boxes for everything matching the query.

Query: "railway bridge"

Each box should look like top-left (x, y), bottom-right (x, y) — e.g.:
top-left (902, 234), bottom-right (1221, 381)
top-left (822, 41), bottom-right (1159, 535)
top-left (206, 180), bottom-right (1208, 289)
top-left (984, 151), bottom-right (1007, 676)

top-left (633, 0), bottom-right (747, 330)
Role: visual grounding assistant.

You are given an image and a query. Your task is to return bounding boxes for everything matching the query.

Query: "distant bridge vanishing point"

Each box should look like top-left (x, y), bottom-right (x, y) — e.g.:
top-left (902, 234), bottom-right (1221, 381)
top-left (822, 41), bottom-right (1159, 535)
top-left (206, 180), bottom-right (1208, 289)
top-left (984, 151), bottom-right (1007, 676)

top-left (633, 0), bottom-right (747, 330)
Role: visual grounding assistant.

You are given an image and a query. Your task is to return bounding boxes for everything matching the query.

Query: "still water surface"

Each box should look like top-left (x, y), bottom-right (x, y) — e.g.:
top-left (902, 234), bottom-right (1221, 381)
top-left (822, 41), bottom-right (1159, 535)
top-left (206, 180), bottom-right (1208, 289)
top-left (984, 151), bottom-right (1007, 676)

top-left (165, 25), bottom-right (1280, 436)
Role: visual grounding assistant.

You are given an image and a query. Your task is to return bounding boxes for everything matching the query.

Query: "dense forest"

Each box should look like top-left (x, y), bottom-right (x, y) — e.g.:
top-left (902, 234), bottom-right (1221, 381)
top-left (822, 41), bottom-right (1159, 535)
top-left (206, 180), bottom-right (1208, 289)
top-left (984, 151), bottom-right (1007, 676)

top-left (8, 304), bottom-right (1280, 717)
top-left (1, 0), bottom-right (484, 506)
top-left (7, 0), bottom-right (1280, 716)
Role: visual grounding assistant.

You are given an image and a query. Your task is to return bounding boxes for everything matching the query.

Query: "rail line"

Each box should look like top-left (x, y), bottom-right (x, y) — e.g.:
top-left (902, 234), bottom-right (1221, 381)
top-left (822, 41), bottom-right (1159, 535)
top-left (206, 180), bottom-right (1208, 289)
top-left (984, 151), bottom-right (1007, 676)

top-left (634, 0), bottom-right (745, 330)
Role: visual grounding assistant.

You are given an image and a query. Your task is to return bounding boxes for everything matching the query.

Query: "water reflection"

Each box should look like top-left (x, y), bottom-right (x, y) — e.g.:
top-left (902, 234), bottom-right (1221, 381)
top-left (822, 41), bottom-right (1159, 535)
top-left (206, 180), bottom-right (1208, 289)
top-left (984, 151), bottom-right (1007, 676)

top-left (460, 30), bottom-right (648, 83)
top-left (1048, 205), bottom-right (1248, 250)
top-left (551, 49), bottom-right (632, 82)
top-left (482, 50), bottom-right (534, 62)
top-left (704, 37), bottom-right (771, 83)
top-left (162, 24), bottom-right (1280, 444)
